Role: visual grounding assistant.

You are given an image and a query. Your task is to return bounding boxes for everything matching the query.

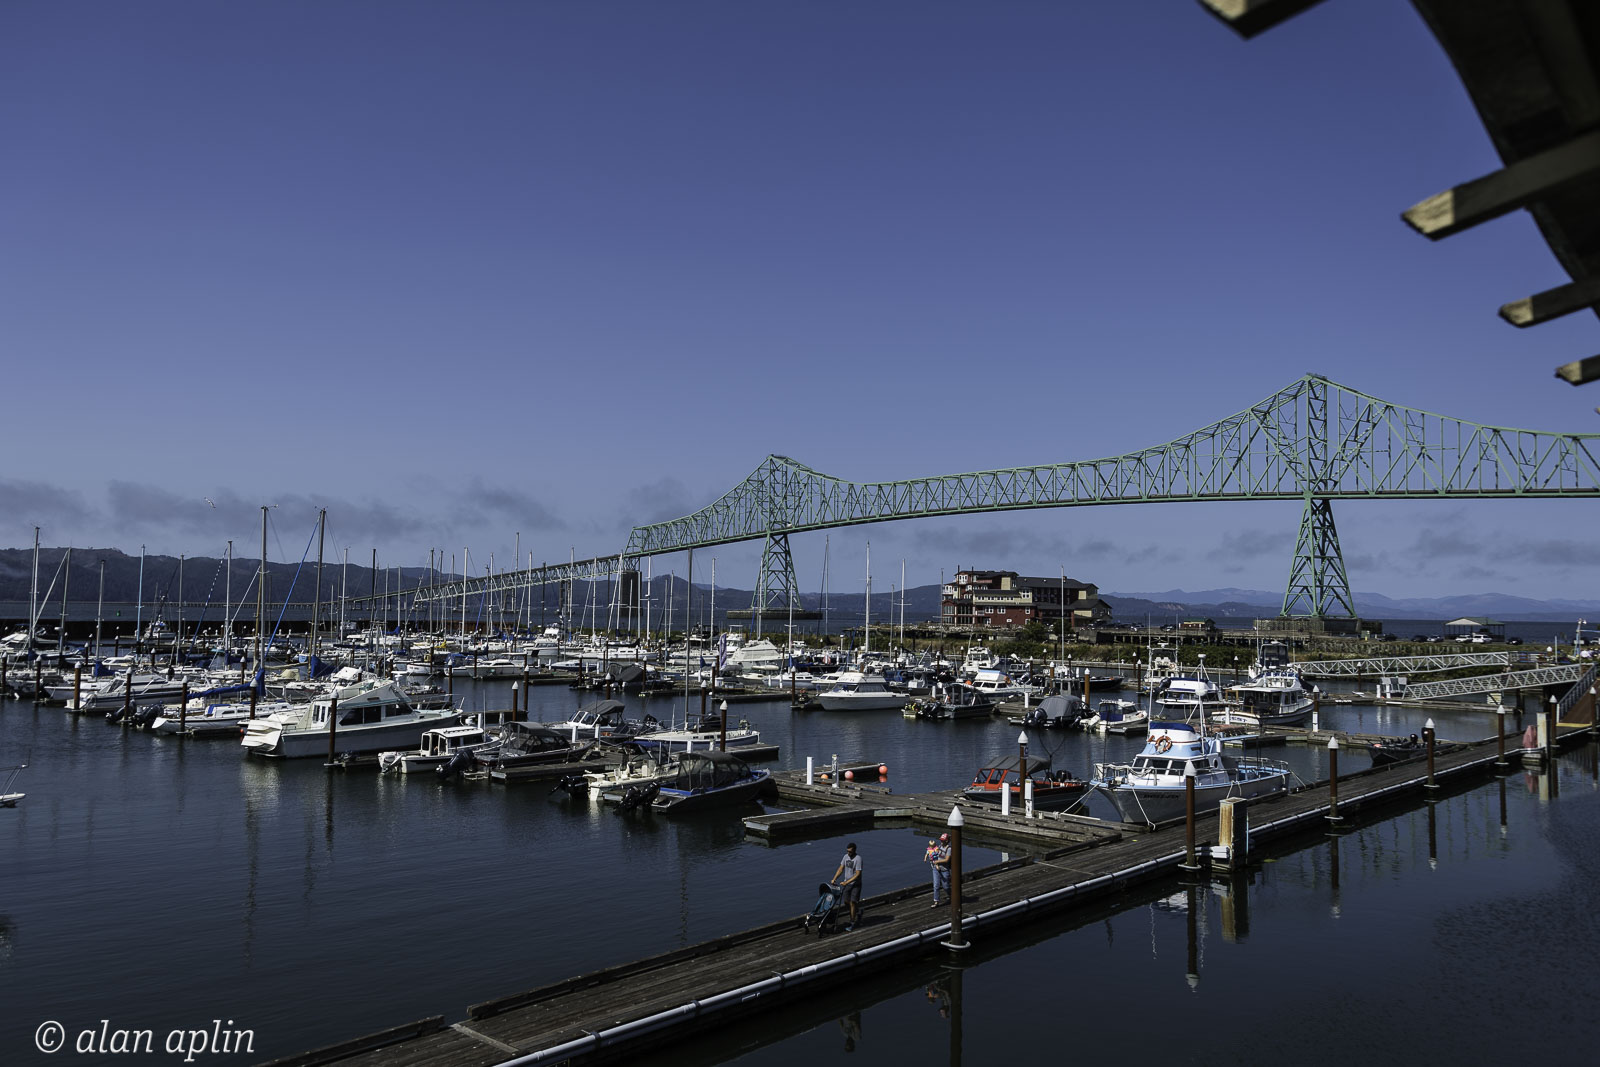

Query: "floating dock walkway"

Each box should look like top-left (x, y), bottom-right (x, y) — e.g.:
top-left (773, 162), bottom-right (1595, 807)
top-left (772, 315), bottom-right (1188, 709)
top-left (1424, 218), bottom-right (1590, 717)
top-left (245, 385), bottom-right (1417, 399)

top-left (270, 712), bottom-right (1598, 1067)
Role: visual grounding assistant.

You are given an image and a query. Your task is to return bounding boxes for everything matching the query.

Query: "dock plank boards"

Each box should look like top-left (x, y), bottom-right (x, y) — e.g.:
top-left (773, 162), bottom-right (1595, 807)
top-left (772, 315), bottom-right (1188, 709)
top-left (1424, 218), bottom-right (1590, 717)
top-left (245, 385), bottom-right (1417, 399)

top-left (285, 723), bottom-right (1593, 1066)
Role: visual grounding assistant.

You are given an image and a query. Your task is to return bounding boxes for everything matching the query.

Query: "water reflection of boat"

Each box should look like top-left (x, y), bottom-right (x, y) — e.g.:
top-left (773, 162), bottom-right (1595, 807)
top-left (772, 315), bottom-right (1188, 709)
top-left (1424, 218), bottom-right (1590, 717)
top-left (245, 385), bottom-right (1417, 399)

top-left (1, 763), bottom-right (25, 807)
top-left (650, 751), bottom-right (773, 815)
top-left (1091, 721), bottom-right (1290, 826)
top-left (962, 754), bottom-right (1088, 811)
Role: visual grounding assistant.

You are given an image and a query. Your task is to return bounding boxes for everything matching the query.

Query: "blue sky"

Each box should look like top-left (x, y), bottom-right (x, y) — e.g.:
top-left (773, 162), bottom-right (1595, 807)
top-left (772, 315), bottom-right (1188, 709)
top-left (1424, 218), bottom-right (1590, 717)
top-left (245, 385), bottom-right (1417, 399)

top-left (3, 1), bottom-right (1596, 604)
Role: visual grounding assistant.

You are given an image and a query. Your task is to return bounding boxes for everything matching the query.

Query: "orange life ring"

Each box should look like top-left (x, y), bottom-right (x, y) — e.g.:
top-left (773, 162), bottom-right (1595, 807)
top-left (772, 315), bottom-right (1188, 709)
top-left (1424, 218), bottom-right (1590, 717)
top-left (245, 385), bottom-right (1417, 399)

top-left (1154, 735), bottom-right (1173, 753)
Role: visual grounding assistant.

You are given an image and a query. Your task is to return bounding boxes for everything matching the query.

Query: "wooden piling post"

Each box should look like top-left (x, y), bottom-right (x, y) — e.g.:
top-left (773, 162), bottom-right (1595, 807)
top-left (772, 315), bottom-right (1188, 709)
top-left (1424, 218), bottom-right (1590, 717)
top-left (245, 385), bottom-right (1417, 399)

top-left (33, 657), bottom-right (42, 702)
top-left (249, 685), bottom-right (258, 720)
top-left (327, 695), bottom-right (339, 765)
top-left (179, 681), bottom-right (189, 733)
top-left (1424, 718), bottom-right (1437, 792)
top-left (73, 663), bottom-right (82, 712)
top-left (1495, 706), bottom-right (1508, 769)
top-left (1217, 796), bottom-right (1248, 869)
top-left (943, 805), bottom-right (967, 951)
top-left (1180, 764), bottom-right (1200, 870)
top-left (1326, 736), bottom-right (1341, 825)
top-left (1, 659), bottom-right (7, 698)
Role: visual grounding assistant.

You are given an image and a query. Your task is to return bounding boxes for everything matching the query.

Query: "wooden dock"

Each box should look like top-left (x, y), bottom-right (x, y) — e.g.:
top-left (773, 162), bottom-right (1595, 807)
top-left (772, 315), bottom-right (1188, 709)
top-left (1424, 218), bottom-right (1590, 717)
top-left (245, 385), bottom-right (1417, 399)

top-left (269, 719), bottom-right (1597, 1067)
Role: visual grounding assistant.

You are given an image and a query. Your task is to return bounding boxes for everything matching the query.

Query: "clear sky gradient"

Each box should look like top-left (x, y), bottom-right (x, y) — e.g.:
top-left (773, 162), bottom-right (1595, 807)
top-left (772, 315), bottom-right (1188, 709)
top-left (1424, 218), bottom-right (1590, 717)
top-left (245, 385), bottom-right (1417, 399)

top-left (3, 1), bottom-right (1596, 604)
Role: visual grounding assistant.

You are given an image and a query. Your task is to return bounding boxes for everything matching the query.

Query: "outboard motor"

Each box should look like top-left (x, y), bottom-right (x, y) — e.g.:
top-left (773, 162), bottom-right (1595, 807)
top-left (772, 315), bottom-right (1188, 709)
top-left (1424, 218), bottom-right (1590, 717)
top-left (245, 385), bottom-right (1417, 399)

top-left (437, 748), bottom-right (473, 782)
top-left (132, 704), bottom-right (163, 728)
top-left (556, 774), bottom-right (589, 799)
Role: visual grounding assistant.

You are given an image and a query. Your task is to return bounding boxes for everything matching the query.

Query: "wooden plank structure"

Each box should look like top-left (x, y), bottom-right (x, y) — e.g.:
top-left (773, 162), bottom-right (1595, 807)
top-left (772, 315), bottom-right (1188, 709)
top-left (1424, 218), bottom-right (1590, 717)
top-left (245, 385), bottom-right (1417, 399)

top-left (269, 709), bottom-right (1597, 1067)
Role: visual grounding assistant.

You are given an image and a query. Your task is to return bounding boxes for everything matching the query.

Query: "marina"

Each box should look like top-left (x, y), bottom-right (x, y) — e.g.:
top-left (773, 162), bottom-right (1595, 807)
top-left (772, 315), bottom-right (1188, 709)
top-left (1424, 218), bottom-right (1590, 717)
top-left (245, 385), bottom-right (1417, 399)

top-left (2, 654), bottom-right (1597, 1064)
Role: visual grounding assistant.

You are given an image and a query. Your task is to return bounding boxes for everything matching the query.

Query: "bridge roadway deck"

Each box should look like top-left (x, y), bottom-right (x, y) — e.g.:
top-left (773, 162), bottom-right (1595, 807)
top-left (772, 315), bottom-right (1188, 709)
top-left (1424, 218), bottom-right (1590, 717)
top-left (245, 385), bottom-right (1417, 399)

top-left (267, 721), bottom-right (1597, 1067)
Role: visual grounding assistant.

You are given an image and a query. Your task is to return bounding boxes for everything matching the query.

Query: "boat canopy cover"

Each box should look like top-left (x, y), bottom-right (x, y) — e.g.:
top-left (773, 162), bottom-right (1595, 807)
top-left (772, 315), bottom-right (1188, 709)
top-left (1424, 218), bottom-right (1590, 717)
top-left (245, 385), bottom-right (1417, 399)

top-left (573, 698), bottom-right (627, 720)
top-left (1035, 694), bottom-right (1082, 719)
top-left (667, 751), bottom-right (755, 789)
top-left (982, 754), bottom-right (1053, 776)
top-left (603, 663), bottom-right (646, 685)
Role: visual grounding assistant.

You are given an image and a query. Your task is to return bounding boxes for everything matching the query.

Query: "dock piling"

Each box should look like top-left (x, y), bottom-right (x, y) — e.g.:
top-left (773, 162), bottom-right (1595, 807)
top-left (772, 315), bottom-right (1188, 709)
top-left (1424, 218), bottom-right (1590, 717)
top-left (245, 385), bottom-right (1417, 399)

top-left (1424, 718), bottom-right (1438, 792)
top-left (73, 663), bottom-right (82, 711)
top-left (1495, 706), bottom-right (1508, 769)
top-left (179, 681), bottom-right (188, 733)
top-left (1216, 796), bottom-right (1248, 869)
top-left (943, 805), bottom-right (967, 951)
top-left (327, 695), bottom-right (339, 765)
top-left (805, 756), bottom-right (814, 786)
top-left (1326, 736), bottom-right (1341, 826)
top-left (1180, 764), bottom-right (1200, 871)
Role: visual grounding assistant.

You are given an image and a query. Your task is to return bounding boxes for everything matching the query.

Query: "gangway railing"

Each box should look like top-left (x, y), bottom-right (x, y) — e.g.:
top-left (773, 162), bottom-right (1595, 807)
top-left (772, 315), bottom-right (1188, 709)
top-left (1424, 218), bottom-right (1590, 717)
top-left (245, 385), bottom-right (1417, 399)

top-left (1291, 652), bottom-right (1509, 677)
top-left (1402, 663), bottom-right (1586, 701)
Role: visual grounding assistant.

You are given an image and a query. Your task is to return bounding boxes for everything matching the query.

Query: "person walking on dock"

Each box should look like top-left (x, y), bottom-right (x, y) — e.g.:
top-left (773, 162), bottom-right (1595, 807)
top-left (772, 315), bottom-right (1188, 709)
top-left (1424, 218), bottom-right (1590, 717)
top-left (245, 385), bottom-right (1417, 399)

top-left (832, 842), bottom-right (863, 930)
top-left (929, 833), bottom-right (951, 907)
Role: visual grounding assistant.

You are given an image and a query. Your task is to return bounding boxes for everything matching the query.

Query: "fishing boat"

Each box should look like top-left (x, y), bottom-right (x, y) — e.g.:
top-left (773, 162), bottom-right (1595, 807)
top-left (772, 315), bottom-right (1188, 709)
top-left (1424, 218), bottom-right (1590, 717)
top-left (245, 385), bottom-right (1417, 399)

top-left (1213, 669), bottom-right (1315, 727)
top-left (1367, 734), bottom-right (1425, 767)
top-left (1090, 720), bottom-right (1291, 826)
top-left (1083, 698), bottom-right (1148, 734)
top-left (649, 750), bottom-right (772, 815)
top-left (567, 749), bottom-right (671, 803)
top-left (378, 724), bottom-right (497, 774)
top-left (905, 683), bottom-right (995, 721)
top-left (240, 679), bottom-right (461, 759)
top-left (962, 754), bottom-right (1088, 811)
top-left (1, 763), bottom-right (24, 807)
top-left (815, 671), bottom-right (904, 711)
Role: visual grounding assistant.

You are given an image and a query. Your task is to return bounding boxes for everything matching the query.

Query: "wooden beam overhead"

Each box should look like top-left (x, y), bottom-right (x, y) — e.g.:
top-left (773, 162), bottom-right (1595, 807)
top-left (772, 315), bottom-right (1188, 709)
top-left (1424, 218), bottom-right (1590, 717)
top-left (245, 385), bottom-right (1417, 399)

top-left (1197, 0), bottom-right (1331, 39)
top-left (1402, 128), bottom-right (1600, 240)
top-left (1499, 275), bottom-right (1600, 326)
top-left (1555, 354), bottom-right (1600, 386)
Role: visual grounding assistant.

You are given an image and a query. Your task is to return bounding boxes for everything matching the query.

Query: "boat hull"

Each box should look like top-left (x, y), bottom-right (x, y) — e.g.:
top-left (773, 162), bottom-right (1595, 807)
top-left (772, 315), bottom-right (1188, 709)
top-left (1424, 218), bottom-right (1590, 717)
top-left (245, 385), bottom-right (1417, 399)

top-left (1093, 771), bottom-right (1287, 825)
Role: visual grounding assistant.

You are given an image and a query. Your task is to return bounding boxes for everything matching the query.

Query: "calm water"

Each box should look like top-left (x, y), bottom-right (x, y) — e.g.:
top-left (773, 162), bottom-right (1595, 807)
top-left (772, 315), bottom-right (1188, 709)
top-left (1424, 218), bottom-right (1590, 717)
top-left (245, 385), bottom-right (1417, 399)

top-left (1, 677), bottom-right (1595, 1065)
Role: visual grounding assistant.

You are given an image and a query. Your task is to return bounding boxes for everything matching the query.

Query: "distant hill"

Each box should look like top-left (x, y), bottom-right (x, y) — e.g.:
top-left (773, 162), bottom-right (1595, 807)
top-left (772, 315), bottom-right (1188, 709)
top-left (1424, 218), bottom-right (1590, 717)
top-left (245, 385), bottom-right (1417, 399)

top-left (1108, 587), bottom-right (1600, 622)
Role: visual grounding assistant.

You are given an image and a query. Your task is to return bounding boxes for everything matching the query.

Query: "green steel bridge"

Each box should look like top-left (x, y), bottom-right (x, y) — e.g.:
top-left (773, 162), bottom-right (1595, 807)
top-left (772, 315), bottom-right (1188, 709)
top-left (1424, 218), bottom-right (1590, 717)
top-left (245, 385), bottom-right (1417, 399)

top-left (405, 374), bottom-right (1600, 626)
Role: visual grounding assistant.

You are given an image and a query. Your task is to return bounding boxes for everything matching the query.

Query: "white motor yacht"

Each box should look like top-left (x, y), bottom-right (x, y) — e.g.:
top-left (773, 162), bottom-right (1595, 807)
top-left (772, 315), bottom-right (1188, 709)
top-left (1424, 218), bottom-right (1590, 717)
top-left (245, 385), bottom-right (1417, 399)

top-left (1091, 721), bottom-right (1291, 825)
top-left (241, 680), bottom-right (460, 759)
top-left (816, 672), bottom-right (904, 711)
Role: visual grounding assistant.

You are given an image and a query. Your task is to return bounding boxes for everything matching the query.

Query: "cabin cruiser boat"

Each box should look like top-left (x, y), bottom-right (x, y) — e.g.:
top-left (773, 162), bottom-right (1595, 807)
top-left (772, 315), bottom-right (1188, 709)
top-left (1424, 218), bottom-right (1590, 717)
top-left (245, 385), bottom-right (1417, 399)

top-left (649, 751), bottom-right (772, 815)
top-left (1151, 674), bottom-right (1227, 719)
top-left (962, 754), bottom-right (1088, 811)
top-left (816, 672), bottom-right (904, 711)
top-left (1213, 670), bottom-right (1315, 727)
top-left (1090, 721), bottom-right (1291, 826)
top-left (905, 683), bottom-right (994, 721)
top-left (967, 669), bottom-right (1043, 703)
top-left (240, 679), bottom-right (461, 758)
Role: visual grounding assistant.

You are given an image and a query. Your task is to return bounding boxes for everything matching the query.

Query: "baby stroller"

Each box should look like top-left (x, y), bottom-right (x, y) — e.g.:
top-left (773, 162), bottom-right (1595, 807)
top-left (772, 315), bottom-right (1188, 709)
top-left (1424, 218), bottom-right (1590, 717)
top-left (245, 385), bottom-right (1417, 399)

top-left (800, 882), bottom-right (843, 937)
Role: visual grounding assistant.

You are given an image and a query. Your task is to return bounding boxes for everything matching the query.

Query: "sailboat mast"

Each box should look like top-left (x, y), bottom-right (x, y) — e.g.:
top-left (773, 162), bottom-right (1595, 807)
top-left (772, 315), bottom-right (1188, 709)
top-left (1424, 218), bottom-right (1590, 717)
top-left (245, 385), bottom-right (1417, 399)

top-left (255, 509), bottom-right (266, 677)
top-left (95, 558), bottom-right (105, 662)
top-left (27, 527), bottom-right (38, 655)
top-left (864, 541), bottom-right (871, 657)
top-left (225, 540), bottom-right (232, 654)
top-left (312, 509), bottom-right (325, 662)
top-left (174, 553), bottom-right (180, 663)
top-left (59, 547), bottom-right (71, 655)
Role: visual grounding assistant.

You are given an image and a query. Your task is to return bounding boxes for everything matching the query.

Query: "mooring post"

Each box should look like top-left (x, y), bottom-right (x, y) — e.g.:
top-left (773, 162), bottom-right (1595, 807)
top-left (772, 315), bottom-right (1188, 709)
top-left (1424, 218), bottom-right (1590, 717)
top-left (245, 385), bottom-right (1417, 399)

top-left (1016, 729), bottom-right (1028, 816)
top-left (1590, 685), bottom-right (1597, 739)
top-left (1547, 694), bottom-right (1559, 760)
top-left (249, 684), bottom-right (258, 720)
top-left (1217, 796), bottom-right (1248, 869)
top-left (123, 669), bottom-right (132, 720)
top-left (1311, 686), bottom-right (1320, 733)
top-left (943, 805), bottom-right (967, 951)
top-left (1326, 736), bottom-right (1341, 825)
top-left (33, 657), bottom-right (42, 702)
top-left (447, 666), bottom-right (454, 702)
top-left (1495, 705), bottom-right (1508, 769)
top-left (327, 695), bottom-right (339, 765)
top-left (179, 681), bottom-right (189, 733)
top-left (73, 663), bottom-right (82, 712)
top-left (1, 658), bottom-right (8, 698)
top-left (511, 682), bottom-right (520, 723)
top-left (1424, 718), bottom-right (1437, 792)
top-left (805, 756), bottom-right (814, 786)
top-left (1180, 763), bottom-right (1200, 871)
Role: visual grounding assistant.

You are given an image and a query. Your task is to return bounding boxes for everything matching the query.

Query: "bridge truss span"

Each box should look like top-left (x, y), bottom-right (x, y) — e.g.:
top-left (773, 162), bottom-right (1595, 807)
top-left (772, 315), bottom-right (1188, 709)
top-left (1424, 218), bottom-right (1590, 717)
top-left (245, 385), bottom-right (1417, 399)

top-left (624, 374), bottom-right (1600, 554)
